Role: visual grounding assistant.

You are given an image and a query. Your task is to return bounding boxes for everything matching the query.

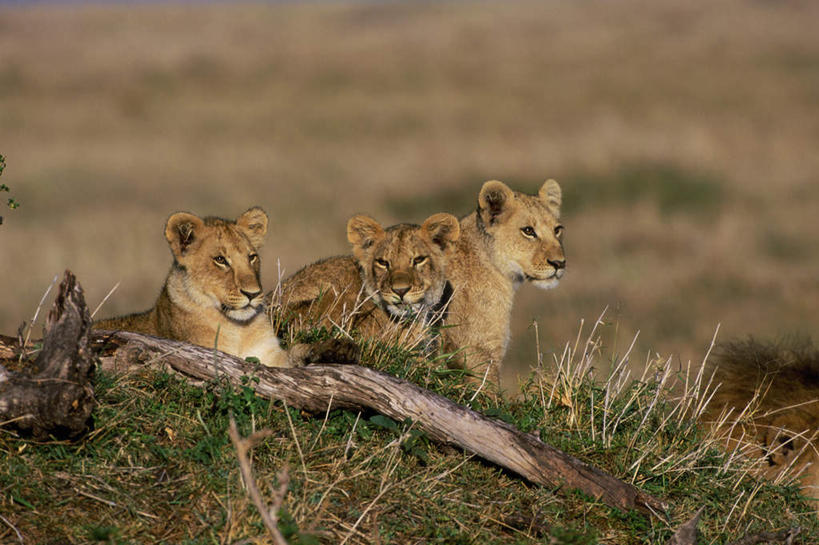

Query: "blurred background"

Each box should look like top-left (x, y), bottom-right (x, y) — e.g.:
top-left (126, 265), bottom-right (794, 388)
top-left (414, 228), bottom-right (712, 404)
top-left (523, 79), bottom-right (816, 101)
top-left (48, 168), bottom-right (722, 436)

top-left (1, 0), bottom-right (817, 387)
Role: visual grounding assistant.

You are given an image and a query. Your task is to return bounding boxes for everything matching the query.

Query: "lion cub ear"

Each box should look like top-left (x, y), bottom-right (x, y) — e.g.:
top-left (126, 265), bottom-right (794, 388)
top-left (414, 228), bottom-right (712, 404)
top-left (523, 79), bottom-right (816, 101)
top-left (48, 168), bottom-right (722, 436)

top-left (237, 206), bottom-right (269, 249)
top-left (421, 213), bottom-right (460, 252)
top-left (539, 179), bottom-right (562, 219)
top-left (165, 212), bottom-right (205, 257)
top-left (347, 215), bottom-right (385, 257)
top-left (478, 180), bottom-right (515, 225)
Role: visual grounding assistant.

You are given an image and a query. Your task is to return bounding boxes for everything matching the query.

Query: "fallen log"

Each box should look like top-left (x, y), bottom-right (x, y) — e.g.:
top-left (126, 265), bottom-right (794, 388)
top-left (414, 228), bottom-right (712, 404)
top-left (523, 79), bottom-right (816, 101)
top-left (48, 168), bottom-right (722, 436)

top-left (87, 330), bottom-right (665, 515)
top-left (0, 271), bottom-right (666, 516)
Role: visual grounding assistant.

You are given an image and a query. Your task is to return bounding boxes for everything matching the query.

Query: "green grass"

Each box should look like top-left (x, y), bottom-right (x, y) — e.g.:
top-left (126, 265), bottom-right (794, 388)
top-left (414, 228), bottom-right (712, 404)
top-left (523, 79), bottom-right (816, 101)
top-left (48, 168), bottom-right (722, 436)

top-left (560, 164), bottom-right (725, 218)
top-left (760, 230), bottom-right (815, 262)
top-left (2, 321), bottom-right (817, 544)
top-left (0, 153), bottom-right (19, 225)
top-left (386, 163), bottom-right (724, 223)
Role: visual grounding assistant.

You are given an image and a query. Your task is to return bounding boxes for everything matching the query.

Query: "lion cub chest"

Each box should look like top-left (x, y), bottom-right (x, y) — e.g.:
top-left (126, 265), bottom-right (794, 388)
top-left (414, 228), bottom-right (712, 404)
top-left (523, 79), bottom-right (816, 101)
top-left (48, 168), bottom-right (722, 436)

top-left (182, 309), bottom-right (283, 365)
top-left (217, 319), bottom-right (281, 364)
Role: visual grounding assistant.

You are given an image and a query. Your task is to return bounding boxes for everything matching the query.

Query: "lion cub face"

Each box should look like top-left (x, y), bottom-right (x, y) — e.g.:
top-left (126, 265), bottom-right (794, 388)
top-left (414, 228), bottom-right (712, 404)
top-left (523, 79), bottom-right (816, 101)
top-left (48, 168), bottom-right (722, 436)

top-left (347, 213), bottom-right (460, 319)
top-left (478, 179), bottom-right (566, 289)
top-left (165, 207), bottom-right (269, 323)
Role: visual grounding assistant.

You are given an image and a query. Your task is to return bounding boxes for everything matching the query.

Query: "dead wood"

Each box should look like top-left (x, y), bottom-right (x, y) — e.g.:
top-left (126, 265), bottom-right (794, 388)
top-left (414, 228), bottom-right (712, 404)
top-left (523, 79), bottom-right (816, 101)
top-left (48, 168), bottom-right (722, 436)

top-left (666, 508), bottom-right (702, 545)
top-left (0, 271), bottom-right (96, 439)
top-left (83, 328), bottom-right (666, 515)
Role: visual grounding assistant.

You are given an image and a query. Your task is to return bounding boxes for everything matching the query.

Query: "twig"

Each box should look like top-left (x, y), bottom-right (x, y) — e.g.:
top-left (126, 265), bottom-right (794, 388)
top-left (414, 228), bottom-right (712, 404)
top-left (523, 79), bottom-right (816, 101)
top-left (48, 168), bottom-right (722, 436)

top-left (344, 412), bottom-right (361, 459)
top-left (309, 392), bottom-right (335, 453)
top-left (20, 274), bottom-right (58, 360)
top-left (90, 282), bottom-right (120, 319)
top-left (228, 417), bottom-right (289, 545)
top-left (282, 400), bottom-right (308, 479)
top-left (77, 489), bottom-right (117, 508)
top-left (468, 359), bottom-right (494, 403)
top-left (0, 415), bottom-right (34, 428)
top-left (0, 514), bottom-right (23, 544)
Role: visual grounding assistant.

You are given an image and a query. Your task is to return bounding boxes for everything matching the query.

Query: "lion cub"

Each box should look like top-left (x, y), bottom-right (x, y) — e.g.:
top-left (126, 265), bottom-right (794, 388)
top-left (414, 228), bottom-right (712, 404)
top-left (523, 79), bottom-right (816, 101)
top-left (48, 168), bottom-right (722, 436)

top-left (95, 208), bottom-right (346, 367)
top-left (275, 213), bottom-right (460, 343)
top-left (441, 180), bottom-right (566, 384)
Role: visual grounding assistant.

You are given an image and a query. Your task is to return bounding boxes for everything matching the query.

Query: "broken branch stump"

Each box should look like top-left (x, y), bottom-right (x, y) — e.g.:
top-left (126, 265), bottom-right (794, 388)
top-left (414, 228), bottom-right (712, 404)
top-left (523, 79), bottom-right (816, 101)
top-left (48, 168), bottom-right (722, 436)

top-left (0, 271), bottom-right (96, 439)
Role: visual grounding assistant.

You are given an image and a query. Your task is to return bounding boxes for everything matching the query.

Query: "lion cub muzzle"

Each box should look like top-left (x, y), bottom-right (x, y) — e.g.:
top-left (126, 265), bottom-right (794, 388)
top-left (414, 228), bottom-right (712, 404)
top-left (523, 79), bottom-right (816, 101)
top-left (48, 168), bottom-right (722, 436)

top-left (381, 270), bottom-right (430, 318)
top-left (385, 270), bottom-right (413, 303)
top-left (527, 255), bottom-right (566, 290)
top-left (221, 274), bottom-right (265, 322)
top-left (546, 258), bottom-right (566, 279)
top-left (222, 288), bottom-right (265, 322)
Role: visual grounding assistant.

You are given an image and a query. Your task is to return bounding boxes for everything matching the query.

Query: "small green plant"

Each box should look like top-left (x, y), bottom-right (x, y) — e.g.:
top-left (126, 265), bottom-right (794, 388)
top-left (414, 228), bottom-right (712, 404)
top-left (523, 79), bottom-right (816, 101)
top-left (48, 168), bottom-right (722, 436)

top-left (86, 524), bottom-right (121, 543)
top-left (278, 507), bottom-right (321, 544)
top-left (0, 154), bottom-right (19, 226)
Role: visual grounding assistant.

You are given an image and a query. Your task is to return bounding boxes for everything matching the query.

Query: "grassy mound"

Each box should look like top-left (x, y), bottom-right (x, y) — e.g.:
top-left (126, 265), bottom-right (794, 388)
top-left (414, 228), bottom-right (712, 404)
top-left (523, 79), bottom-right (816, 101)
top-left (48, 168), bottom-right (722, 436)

top-left (1, 319), bottom-right (816, 544)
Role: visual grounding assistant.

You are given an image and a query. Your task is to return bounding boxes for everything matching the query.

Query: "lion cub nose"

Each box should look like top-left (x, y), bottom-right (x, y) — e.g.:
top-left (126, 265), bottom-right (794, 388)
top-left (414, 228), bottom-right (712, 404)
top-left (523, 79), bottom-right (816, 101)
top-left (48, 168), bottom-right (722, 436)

top-left (241, 289), bottom-right (262, 300)
top-left (548, 259), bottom-right (566, 270)
top-left (393, 286), bottom-right (410, 299)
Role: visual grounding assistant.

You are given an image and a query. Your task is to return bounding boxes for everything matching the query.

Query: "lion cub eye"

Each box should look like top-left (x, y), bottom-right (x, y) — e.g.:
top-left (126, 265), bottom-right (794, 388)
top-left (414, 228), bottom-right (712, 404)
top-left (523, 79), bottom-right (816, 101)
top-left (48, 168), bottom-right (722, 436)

top-left (554, 225), bottom-right (564, 239)
top-left (249, 253), bottom-right (259, 264)
top-left (520, 226), bottom-right (537, 238)
top-left (213, 255), bottom-right (230, 267)
top-left (413, 256), bottom-right (428, 266)
top-left (374, 258), bottom-right (390, 269)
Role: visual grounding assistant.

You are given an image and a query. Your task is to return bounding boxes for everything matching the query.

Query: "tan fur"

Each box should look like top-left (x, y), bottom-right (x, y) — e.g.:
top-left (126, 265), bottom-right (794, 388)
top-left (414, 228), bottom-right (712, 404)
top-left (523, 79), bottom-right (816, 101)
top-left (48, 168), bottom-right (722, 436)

top-left (275, 213), bottom-right (460, 342)
top-left (95, 207), bottom-right (294, 367)
top-left (704, 338), bottom-right (819, 506)
top-left (441, 180), bottom-right (566, 384)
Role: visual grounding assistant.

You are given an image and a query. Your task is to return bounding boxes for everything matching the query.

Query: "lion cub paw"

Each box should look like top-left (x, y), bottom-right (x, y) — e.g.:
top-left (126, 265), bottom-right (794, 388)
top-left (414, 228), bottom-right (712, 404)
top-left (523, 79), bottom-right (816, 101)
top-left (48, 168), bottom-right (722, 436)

top-left (288, 338), bottom-right (360, 366)
top-left (307, 338), bottom-right (360, 364)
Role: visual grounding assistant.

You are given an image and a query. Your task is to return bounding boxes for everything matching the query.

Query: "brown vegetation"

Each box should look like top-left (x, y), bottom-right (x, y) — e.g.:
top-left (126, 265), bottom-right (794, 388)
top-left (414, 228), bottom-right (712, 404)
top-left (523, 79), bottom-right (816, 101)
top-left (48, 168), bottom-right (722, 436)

top-left (1, 0), bottom-right (818, 386)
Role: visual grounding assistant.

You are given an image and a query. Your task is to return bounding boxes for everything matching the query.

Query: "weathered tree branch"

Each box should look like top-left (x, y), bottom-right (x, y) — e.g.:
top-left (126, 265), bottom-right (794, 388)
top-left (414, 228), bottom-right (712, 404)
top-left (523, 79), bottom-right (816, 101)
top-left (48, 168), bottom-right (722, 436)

top-left (84, 329), bottom-right (666, 515)
top-left (0, 271), bottom-right (96, 439)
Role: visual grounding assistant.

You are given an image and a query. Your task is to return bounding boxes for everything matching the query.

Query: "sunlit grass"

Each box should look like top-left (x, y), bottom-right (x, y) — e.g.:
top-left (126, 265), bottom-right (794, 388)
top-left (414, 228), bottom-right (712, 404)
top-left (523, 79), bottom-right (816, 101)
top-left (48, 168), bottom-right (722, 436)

top-left (2, 313), bottom-right (816, 544)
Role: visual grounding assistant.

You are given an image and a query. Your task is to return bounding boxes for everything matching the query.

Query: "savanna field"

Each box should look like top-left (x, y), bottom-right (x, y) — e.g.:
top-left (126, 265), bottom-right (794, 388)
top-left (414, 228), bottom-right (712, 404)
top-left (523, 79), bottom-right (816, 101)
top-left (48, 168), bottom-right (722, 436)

top-left (1, 1), bottom-right (819, 543)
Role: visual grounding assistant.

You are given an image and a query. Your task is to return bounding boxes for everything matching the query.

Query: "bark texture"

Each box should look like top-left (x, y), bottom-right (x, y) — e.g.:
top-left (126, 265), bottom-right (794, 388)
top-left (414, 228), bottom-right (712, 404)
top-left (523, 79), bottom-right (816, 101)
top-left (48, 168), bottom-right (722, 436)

top-left (90, 329), bottom-right (665, 514)
top-left (0, 271), bottom-right (96, 439)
